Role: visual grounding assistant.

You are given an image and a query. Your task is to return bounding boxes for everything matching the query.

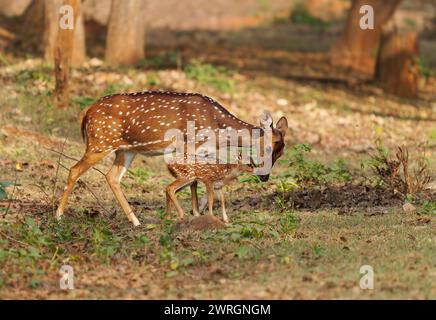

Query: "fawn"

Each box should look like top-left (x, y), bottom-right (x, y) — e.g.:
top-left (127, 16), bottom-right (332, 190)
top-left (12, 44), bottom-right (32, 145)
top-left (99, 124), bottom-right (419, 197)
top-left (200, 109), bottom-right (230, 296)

top-left (56, 91), bottom-right (288, 226)
top-left (166, 157), bottom-right (254, 223)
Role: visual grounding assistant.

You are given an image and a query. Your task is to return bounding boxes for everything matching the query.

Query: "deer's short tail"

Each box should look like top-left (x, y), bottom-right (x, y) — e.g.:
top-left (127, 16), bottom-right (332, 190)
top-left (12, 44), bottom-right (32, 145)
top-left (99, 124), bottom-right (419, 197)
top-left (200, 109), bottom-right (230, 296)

top-left (79, 106), bottom-right (92, 144)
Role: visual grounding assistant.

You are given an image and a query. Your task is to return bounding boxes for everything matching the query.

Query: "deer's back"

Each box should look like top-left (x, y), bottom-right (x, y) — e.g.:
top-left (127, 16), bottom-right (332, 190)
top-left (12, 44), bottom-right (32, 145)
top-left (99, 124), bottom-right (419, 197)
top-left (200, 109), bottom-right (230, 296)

top-left (81, 91), bottom-right (245, 154)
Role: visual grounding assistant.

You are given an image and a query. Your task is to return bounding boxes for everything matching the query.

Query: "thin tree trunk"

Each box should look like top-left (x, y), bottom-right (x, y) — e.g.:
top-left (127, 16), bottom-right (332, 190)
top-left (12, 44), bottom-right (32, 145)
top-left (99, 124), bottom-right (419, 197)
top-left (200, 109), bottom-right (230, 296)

top-left (44, 0), bottom-right (63, 62)
top-left (330, 0), bottom-right (402, 75)
top-left (54, 0), bottom-right (80, 107)
top-left (22, 0), bottom-right (86, 66)
top-left (21, 0), bottom-right (45, 52)
top-left (375, 26), bottom-right (419, 98)
top-left (105, 0), bottom-right (146, 66)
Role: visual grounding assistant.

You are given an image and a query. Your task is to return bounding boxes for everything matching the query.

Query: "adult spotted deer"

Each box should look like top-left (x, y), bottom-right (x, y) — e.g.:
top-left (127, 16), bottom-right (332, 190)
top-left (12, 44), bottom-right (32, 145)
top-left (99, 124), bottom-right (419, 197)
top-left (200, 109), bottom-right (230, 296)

top-left (56, 91), bottom-right (288, 226)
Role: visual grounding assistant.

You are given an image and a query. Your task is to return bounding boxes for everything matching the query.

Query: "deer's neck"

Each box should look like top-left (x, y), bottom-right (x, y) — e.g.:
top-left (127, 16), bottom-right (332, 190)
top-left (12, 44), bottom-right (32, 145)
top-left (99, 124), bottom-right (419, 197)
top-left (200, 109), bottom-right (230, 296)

top-left (205, 100), bottom-right (263, 145)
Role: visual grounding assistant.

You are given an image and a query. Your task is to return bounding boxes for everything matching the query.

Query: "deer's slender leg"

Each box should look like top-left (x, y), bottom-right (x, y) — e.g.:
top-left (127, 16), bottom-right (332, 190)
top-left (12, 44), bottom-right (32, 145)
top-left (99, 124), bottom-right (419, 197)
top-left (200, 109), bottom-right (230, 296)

top-left (166, 178), bottom-right (194, 219)
top-left (56, 151), bottom-right (109, 220)
top-left (190, 181), bottom-right (200, 216)
top-left (199, 189), bottom-right (220, 214)
top-left (205, 182), bottom-right (215, 216)
top-left (218, 189), bottom-right (229, 223)
top-left (199, 194), bottom-right (207, 214)
top-left (105, 151), bottom-right (139, 226)
top-left (165, 191), bottom-right (173, 214)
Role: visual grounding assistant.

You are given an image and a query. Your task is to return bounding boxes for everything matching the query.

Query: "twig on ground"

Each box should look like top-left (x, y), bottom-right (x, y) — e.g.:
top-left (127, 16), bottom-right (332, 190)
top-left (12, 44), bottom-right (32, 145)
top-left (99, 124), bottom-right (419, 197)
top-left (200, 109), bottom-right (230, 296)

top-left (43, 147), bottom-right (106, 176)
top-left (27, 183), bottom-right (52, 206)
top-left (0, 230), bottom-right (29, 248)
top-left (3, 170), bottom-right (19, 218)
top-left (52, 138), bottom-right (68, 214)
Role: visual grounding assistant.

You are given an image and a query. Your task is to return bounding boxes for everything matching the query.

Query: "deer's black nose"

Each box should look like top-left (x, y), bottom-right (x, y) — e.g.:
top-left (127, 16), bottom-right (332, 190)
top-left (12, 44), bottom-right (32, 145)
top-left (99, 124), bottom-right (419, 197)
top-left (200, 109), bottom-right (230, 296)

top-left (258, 175), bottom-right (270, 182)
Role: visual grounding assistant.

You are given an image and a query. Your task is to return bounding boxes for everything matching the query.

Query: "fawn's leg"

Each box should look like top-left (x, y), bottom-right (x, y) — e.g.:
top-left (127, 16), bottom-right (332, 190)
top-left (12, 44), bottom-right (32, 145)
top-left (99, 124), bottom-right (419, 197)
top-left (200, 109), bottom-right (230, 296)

top-left (166, 178), bottom-right (193, 220)
top-left (190, 181), bottom-right (200, 216)
top-left (56, 150), bottom-right (109, 220)
top-left (165, 190), bottom-right (173, 215)
top-left (199, 189), bottom-right (220, 214)
top-left (105, 151), bottom-right (139, 226)
top-left (218, 189), bottom-right (229, 223)
top-left (205, 182), bottom-right (215, 216)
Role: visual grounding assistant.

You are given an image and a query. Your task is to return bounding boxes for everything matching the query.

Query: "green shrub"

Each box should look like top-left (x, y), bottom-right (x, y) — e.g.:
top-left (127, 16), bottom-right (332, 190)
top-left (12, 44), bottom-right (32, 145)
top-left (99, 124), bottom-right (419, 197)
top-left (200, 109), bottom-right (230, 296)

top-left (288, 144), bottom-right (351, 185)
top-left (290, 3), bottom-right (329, 28)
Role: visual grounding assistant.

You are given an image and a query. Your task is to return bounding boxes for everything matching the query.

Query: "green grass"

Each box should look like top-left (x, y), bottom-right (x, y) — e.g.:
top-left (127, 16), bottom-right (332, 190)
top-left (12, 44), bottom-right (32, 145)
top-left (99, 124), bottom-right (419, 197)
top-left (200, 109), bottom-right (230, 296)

top-left (290, 3), bottom-right (332, 29)
top-left (142, 50), bottom-right (180, 70)
top-left (419, 201), bottom-right (436, 216)
top-left (184, 60), bottom-right (235, 93)
top-left (286, 144), bottom-right (351, 186)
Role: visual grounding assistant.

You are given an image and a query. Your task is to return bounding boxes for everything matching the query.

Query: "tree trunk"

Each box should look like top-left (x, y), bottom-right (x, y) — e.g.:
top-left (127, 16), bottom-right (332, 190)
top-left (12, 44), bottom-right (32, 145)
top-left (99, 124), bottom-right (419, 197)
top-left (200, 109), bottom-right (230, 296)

top-left (0, 0), bottom-right (32, 16)
top-left (375, 28), bottom-right (419, 98)
top-left (105, 0), bottom-right (146, 66)
top-left (54, 0), bottom-right (80, 107)
top-left (330, 0), bottom-right (402, 75)
top-left (22, 0), bottom-right (86, 66)
top-left (21, 0), bottom-right (45, 51)
top-left (44, 0), bottom-right (63, 62)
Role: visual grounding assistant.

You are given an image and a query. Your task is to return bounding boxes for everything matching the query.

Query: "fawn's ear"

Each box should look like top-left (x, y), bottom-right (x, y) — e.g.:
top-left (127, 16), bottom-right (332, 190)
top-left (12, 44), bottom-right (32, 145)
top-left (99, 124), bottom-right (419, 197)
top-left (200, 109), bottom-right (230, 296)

top-left (260, 112), bottom-right (273, 129)
top-left (275, 116), bottom-right (288, 136)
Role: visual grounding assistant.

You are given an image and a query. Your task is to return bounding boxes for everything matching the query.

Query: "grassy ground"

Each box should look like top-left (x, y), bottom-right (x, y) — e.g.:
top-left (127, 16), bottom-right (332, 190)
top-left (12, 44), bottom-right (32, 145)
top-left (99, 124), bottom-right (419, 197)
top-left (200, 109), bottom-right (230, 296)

top-left (0, 45), bottom-right (435, 299)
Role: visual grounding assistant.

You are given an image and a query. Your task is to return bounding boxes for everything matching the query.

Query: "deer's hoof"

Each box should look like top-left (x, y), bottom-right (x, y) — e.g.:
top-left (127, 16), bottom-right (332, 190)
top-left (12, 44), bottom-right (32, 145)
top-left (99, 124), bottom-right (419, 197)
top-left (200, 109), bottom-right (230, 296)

top-left (55, 209), bottom-right (63, 221)
top-left (131, 216), bottom-right (141, 227)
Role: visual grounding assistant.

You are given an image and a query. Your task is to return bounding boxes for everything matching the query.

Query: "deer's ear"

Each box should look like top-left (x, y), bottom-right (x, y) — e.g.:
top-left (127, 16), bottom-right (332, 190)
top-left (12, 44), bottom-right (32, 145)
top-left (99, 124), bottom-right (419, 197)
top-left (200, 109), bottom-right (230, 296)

top-left (260, 112), bottom-right (273, 129)
top-left (276, 116), bottom-right (288, 136)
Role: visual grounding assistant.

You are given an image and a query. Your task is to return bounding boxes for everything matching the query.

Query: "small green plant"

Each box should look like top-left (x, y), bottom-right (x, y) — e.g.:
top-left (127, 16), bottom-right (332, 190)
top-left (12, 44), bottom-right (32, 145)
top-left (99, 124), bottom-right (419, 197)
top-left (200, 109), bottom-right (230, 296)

top-left (184, 60), bottom-right (234, 93)
top-left (72, 97), bottom-right (97, 108)
top-left (414, 56), bottom-right (433, 80)
top-left (239, 226), bottom-right (264, 239)
top-left (419, 201), bottom-right (435, 216)
top-left (234, 246), bottom-right (252, 259)
top-left (0, 181), bottom-right (15, 200)
top-left (128, 167), bottom-right (154, 185)
top-left (275, 179), bottom-right (298, 211)
top-left (288, 144), bottom-right (351, 186)
top-left (146, 72), bottom-right (160, 86)
top-left (238, 173), bottom-right (261, 183)
top-left (191, 250), bottom-right (208, 265)
top-left (311, 244), bottom-right (324, 258)
top-left (290, 3), bottom-right (330, 28)
top-left (16, 67), bottom-right (53, 87)
top-left (157, 209), bottom-right (175, 249)
top-left (91, 224), bottom-right (122, 262)
top-left (103, 83), bottom-right (131, 96)
top-left (279, 212), bottom-right (298, 234)
top-left (145, 50), bottom-right (180, 69)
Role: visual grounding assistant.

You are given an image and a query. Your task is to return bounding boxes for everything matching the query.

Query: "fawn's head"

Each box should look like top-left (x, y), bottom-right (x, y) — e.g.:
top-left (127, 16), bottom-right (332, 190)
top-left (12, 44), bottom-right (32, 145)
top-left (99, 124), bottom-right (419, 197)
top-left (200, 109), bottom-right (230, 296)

top-left (256, 112), bottom-right (289, 182)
